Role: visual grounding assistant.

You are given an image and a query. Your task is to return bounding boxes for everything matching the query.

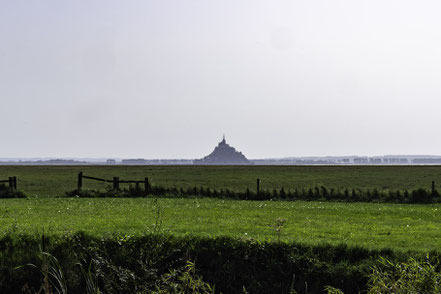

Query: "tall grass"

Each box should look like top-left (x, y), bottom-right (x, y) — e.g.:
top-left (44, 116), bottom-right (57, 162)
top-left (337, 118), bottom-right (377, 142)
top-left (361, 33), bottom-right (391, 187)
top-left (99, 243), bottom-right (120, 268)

top-left (3, 232), bottom-right (407, 294)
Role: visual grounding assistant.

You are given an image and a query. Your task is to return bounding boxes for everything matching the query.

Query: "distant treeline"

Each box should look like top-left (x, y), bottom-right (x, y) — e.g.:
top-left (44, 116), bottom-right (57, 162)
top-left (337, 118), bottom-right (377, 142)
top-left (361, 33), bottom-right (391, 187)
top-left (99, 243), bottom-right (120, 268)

top-left (3, 156), bottom-right (441, 165)
top-left (66, 184), bottom-right (441, 204)
top-left (0, 159), bottom-right (89, 165)
top-left (253, 157), bottom-right (441, 165)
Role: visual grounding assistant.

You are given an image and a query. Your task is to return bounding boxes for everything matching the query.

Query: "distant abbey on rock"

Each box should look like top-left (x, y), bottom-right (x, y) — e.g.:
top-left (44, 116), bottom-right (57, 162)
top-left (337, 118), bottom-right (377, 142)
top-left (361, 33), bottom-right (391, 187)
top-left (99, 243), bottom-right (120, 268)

top-left (194, 136), bottom-right (251, 165)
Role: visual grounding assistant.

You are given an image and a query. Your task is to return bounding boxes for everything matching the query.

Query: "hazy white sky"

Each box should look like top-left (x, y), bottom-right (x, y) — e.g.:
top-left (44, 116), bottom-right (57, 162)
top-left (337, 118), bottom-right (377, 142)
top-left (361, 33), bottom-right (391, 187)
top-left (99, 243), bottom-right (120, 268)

top-left (1, 0), bottom-right (441, 159)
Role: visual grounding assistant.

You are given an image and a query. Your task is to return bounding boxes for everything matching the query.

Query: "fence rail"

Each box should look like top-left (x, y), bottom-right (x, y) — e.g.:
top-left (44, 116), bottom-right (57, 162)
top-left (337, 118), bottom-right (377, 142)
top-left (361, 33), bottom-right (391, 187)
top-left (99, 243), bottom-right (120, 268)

top-left (0, 177), bottom-right (17, 190)
top-left (78, 172), bottom-right (150, 192)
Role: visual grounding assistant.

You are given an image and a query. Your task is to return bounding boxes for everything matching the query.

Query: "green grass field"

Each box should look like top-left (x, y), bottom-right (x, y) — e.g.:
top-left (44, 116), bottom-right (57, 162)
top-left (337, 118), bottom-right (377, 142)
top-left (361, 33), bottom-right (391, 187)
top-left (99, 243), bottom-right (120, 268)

top-left (2, 197), bottom-right (441, 252)
top-left (2, 166), bottom-right (441, 253)
top-left (1, 165), bottom-right (441, 197)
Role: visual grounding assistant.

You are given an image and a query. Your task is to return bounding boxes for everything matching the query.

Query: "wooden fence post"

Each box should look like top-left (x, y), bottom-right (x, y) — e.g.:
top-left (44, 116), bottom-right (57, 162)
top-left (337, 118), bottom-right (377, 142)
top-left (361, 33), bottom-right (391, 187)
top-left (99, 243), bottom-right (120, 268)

top-left (8, 177), bottom-right (13, 190)
top-left (113, 177), bottom-right (119, 190)
top-left (13, 176), bottom-right (17, 190)
top-left (78, 172), bottom-right (83, 190)
top-left (257, 178), bottom-right (261, 196)
top-left (144, 177), bottom-right (149, 194)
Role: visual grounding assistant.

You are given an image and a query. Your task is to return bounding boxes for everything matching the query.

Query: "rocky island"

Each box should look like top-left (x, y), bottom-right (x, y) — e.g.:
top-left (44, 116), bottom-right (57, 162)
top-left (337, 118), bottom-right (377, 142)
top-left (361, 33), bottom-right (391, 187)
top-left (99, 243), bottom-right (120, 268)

top-left (194, 136), bottom-right (251, 165)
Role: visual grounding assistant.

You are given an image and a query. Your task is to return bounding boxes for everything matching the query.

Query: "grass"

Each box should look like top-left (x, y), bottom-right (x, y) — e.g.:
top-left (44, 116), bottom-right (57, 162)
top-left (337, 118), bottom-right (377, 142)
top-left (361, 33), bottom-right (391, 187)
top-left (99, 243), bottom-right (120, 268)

top-left (2, 165), bottom-right (441, 293)
top-left (1, 165), bottom-right (441, 198)
top-left (2, 197), bottom-right (441, 252)
top-left (2, 165), bottom-right (441, 253)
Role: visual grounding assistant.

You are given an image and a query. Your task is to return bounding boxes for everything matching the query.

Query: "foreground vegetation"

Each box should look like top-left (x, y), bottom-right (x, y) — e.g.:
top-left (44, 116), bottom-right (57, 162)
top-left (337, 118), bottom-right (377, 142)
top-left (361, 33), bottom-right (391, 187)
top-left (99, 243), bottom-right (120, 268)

top-left (2, 232), bottom-right (441, 294)
top-left (1, 165), bottom-right (441, 198)
top-left (2, 198), bottom-right (441, 252)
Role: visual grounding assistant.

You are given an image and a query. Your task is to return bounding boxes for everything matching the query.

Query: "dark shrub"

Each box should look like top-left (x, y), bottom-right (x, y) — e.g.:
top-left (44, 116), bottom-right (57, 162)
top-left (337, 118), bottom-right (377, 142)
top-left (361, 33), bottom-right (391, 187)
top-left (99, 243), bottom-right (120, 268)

top-left (0, 184), bottom-right (26, 198)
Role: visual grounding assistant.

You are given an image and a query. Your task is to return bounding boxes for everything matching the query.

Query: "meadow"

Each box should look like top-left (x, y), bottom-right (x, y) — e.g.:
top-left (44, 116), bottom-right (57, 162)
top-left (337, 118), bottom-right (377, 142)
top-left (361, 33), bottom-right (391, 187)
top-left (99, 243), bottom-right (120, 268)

top-left (2, 165), bottom-right (441, 293)
top-left (1, 165), bottom-right (441, 197)
top-left (1, 197), bottom-right (441, 252)
top-left (2, 165), bottom-right (441, 252)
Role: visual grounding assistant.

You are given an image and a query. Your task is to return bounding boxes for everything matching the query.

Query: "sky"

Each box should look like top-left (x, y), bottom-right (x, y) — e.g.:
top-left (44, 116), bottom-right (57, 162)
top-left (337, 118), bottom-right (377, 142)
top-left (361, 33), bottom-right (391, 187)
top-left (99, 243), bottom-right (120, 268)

top-left (1, 0), bottom-right (441, 159)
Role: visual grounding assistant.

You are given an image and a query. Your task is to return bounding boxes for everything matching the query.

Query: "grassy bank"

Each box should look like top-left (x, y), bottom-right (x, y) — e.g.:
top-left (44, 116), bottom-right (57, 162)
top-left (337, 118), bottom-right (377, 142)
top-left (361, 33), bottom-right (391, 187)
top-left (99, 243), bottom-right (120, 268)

top-left (0, 232), bottom-right (425, 294)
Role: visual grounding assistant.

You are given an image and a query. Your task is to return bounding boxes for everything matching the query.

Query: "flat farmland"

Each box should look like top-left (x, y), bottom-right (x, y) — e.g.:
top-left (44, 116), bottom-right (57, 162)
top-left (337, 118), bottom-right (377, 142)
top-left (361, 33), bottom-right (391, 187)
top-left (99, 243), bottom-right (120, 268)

top-left (1, 165), bottom-right (441, 197)
top-left (1, 198), bottom-right (441, 252)
top-left (2, 165), bottom-right (441, 253)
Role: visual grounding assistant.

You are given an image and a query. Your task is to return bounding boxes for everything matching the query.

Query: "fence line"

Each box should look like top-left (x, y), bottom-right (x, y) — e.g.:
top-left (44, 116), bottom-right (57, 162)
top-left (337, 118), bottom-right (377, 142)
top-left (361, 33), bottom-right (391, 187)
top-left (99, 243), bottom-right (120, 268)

top-left (77, 172), bottom-right (150, 192)
top-left (0, 177), bottom-right (17, 190)
top-left (77, 172), bottom-right (262, 195)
